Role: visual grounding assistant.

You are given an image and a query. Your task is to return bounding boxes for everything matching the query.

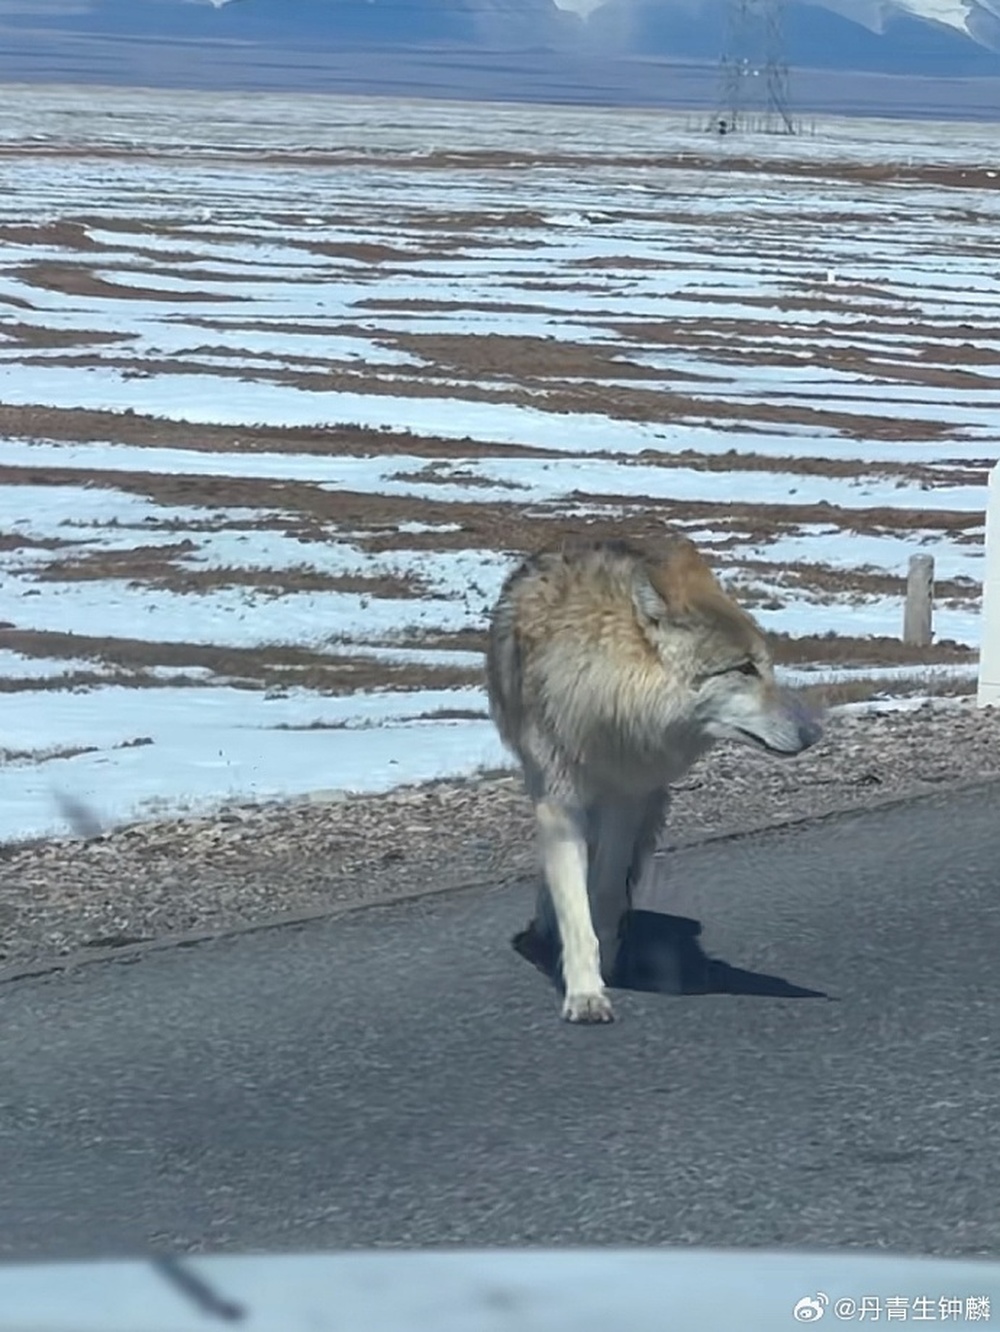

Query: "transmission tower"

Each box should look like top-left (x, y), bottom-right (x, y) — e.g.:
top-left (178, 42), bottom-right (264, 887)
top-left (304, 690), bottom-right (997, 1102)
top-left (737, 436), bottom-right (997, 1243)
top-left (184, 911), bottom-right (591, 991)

top-left (713, 0), bottom-right (795, 136)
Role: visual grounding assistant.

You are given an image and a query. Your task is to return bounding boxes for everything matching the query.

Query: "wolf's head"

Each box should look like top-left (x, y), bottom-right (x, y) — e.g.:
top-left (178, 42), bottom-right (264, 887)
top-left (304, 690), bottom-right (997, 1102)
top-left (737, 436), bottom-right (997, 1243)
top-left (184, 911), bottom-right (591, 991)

top-left (631, 536), bottom-right (822, 757)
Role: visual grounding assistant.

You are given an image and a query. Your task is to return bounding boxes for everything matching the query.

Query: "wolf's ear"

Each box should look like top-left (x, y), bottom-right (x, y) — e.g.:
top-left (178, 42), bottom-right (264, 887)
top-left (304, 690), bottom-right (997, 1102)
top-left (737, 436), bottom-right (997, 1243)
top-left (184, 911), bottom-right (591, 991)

top-left (635, 537), bottom-right (720, 627)
top-left (631, 568), bottom-right (669, 625)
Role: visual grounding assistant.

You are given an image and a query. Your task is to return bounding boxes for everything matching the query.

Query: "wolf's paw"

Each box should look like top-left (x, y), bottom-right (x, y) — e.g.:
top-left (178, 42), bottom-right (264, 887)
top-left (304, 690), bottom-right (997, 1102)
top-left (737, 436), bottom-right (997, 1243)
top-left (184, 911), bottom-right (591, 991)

top-left (561, 990), bottom-right (615, 1024)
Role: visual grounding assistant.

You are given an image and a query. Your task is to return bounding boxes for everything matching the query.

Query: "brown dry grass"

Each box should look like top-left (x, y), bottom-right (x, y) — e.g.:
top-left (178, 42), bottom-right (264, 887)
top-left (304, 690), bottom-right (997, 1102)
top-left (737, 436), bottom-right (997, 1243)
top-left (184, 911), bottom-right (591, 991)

top-left (383, 331), bottom-right (696, 384)
top-left (387, 464), bottom-right (523, 491)
top-left (0, 671), bottom-right (206, 694)
top-left (14, 262), bottom-right (245, 304)
top-left (7, 339), bottom-right (979, 439)
top-left (0, 627), bottom-right (481, 695)
top-left (272, 705), bottom-right (488, 731)
top-left (625, 448), bottom-right (980, 485)
top-left (4, 145), bottom-right (996, 193)
top-left (0, 533), bottom-right (74, 553)
top-left (300, 240), bottom-right (430, 263)
top-left (0, 464), bottom-right (977, 561)
top-left (387, 324), bottom-right (990, 400)
top-left (769, 631), bottom-right (974, 666)
top-left (719, 556), bottom-right (976, 604)
top-left (0, 324), bottom-right (133, 352)
top-left (31, 543), bottom-right (432, 601)
top-left (0, 405), bottom-right (545, 459)
top-left (0, 221), bottom-right (100, 250)
top-left (0, 403), bottom-right (977, 489)
top-left (797, 671), bottom-right (975, 711)
top-left (0, 743), bottom-right (98, 763)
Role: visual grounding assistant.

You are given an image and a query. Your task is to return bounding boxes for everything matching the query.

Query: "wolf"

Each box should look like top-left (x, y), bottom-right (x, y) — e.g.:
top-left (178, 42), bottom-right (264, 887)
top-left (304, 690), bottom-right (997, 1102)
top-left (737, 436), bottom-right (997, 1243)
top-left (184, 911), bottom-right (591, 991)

top-left (485, 533), bottom-right (822, 1024)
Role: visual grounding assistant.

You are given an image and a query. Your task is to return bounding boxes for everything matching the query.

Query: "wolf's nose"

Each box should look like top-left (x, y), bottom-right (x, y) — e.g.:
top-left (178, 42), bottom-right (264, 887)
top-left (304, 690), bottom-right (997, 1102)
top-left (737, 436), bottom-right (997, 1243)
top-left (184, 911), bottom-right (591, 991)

top-left (797, 714), bottom-right (823, 749)
top-left (783, 688), bottom-right (823, 750)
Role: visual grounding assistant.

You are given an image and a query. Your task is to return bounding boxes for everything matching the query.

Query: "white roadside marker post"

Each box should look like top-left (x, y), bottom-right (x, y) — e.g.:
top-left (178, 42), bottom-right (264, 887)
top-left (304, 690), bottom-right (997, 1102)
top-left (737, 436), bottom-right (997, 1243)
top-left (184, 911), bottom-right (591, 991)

top-left (903, 554), bottom-right (934, 648)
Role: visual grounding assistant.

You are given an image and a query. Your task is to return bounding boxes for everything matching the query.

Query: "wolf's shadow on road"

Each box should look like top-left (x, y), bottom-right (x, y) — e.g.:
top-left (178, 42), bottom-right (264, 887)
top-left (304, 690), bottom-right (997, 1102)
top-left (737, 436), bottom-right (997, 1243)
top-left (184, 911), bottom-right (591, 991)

top-left (512, 909), bottom-right (828, 999)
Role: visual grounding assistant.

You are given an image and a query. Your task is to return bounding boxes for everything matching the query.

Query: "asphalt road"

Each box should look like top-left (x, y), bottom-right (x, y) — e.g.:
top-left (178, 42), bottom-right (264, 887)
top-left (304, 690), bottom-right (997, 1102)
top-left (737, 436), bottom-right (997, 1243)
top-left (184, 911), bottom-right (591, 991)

top-left (1, 784), bottom-right (999, 1263)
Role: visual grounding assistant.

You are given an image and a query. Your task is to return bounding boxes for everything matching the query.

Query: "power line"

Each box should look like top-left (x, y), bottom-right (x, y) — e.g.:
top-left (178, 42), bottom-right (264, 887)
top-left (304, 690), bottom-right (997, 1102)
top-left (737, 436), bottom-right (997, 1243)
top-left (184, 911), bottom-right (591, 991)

top-left (713, 0), bottom-right (796, 136)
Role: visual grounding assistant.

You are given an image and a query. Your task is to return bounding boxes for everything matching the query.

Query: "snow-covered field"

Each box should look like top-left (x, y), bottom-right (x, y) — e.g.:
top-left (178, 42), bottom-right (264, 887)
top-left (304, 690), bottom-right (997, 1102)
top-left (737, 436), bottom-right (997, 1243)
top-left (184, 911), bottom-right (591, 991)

top-left (0, 85), bottom-right (996, 844)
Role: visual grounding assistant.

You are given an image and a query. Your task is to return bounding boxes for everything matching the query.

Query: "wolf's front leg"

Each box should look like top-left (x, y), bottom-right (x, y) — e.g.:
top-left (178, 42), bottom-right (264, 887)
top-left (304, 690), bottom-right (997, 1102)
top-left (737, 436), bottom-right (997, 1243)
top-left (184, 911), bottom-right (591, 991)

top-left (586, 789), bottom-right (669, 986)
top-left (535, 799), bottom-right (613, 1023)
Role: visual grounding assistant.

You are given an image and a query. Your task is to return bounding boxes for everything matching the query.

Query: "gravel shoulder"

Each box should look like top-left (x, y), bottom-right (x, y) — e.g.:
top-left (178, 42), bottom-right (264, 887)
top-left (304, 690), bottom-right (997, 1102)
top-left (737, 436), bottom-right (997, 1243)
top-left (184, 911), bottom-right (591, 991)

top-left (3, 699), bottom-right (1000, 977)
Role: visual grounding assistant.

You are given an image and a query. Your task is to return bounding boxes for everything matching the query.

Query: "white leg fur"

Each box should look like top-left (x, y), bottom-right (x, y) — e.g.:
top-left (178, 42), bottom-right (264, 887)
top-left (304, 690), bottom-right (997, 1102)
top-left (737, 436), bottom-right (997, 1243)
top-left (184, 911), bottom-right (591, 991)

top-left (535, 800), bottom-right (613, 1023)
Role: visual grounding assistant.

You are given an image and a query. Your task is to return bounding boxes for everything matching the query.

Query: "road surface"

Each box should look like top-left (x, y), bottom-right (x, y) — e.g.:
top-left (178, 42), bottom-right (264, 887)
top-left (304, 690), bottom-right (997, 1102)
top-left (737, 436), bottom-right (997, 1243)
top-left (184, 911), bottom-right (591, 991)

top-left (1, 783), bottom-right (998, 1261)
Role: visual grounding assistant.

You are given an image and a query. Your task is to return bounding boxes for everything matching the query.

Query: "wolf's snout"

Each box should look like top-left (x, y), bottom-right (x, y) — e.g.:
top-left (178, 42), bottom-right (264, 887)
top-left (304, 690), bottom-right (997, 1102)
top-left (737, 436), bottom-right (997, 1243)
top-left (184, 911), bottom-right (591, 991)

top-left (797, 715), bottom-right (823, 750)
top-left (785, 692), bottom-right (823, 752)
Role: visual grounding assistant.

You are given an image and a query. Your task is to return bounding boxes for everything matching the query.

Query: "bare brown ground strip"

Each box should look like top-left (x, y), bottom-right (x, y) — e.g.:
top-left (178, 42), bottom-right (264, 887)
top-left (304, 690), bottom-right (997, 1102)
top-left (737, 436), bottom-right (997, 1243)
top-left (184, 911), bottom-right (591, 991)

top-left (380, 331), bottom-right (707, 384)
top-left (609, 317), bottom-right (999, 348)
top-left (350, 207), bottom-right (553, 232)
top-left (71, 219), bottom-right (519, 259)
top-left (2, 216), bottom-right (328, 270)
top-left (0, 628), bottom-right (480, 695)
top-left (616, 337), bottom-right (1000, 393)
top-left (398, 448), bottom-right (985, 487)
top-left (12, 262), bottom-right (245, 304)
top-left (369, 321), bottom-right (1000, 389)
top-left (563, 235), bottom-right (923, 265)
top-left (0, 465), bottom-right (979, 551)
top-left (35, 262), bottom-right (358, 289)
top-left (354, 295), bottom-right (555, 315)
top-left (0, 324), bottom-right (133, 351)
top-left (272, 705), bottom-right (489, 731)
top-left (0, 743), bottom-right (98, 762)
top-left (300, 240), bottom-right (454, 263)
top-left (914, 342), bottom-right (1000, 368)
top-left (619, 449), bottom-right (985, 485)
top-left (558, 491), bottom-right (978, 538)
top-left (500, 279), bottom-right (621, 294)
top-left (0, 406), bottom-right (980, 485)
top-left (0, 532), bottom-right (74, 553)
top-left (160, 315), bottom-right (1000, 390)
top-left (0, 406), bottom-right (549, 460)
top-left (760, 632), bottom-right (975, 667)
top-left (131, 301), bottom-right (1000, 374)
top-left (164, 343), bottom-right (401, 371)
top-left (687, 289), bottom-right (915, 319)
top-left (15, 317), bottom-right (1000, 407)
top-left (30, 542), bottom-right (432, 601)
top-left (0, 220), bottom-right (221, 266)
top-left (800, 675), bottom-right (975, 709)
top-left (0, 291), bottom-right (34, 310)
top-left (716, 556), bottom-right (975, 603)
top-left (8, 345), bottom-right (963, 440)
top-left (71, 216), bottom-right (226, 236)
top-left (10, 350), bottom-right (572, 414)
top-left (3, 146), bottom-right (998, 192)
top-left (0, 671), bottom-right (206, 695)
top-left (382, 326), bottom-right (1000, 395)
top-left (0, 221), bottom-right (102, 250)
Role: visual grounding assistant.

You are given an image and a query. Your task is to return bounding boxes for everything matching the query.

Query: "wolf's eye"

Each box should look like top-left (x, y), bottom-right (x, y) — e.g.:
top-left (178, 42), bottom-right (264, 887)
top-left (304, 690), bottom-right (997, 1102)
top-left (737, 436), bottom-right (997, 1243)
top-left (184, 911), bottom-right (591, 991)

top-left (735, 660), bottom-right (760, 677)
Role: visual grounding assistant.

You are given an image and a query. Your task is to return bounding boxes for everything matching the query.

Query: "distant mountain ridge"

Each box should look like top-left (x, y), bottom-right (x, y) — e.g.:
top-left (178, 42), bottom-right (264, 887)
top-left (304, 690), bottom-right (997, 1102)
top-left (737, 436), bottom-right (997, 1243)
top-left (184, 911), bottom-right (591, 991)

top-left (2, 0), bottom-right (1000, 118)
top-left (5, 0), bottom-right (1000, 75)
